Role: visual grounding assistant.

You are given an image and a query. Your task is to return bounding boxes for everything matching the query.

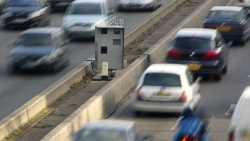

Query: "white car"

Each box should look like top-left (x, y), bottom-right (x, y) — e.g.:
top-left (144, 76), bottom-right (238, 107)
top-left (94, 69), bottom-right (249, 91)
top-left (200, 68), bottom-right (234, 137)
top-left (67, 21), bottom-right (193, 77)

top-left (74, 120), bottom-right (152, 141)
top-left (132, 64), bottom-right (201, 115)
top-left (237, 0), bottom-right (250, 13)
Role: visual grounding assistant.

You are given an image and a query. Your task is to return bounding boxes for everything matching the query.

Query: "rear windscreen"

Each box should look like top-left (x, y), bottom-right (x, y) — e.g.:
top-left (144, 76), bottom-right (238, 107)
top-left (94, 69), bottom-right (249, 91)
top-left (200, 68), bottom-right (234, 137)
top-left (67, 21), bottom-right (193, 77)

top-left (207, 10), bottom-right (240, 20)
top-left (143, 73), bottom-right (181, 87)
top-left (173, 37), bottom-right (214, 49)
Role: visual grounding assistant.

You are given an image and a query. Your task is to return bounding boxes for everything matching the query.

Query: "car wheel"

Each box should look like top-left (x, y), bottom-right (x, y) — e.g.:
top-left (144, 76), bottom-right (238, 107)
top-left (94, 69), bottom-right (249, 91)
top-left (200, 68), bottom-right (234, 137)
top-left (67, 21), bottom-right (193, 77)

top-left (222, 65), bottom-right (228, 74)
top-left (214, 70), bottom-right (222, 81)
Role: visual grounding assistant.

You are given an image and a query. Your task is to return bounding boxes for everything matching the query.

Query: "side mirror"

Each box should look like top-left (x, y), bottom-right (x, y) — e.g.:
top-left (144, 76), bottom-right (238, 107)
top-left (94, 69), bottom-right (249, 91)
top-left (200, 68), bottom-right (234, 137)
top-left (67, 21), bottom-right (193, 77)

top-left (227, 41), bottom-right (233, 47)
top-left (166, 39), bottom-right (173, 45)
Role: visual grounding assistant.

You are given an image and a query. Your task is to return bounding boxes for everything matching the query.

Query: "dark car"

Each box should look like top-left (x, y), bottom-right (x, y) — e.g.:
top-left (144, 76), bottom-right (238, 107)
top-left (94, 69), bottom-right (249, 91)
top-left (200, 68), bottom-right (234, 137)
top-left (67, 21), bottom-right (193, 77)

top-left (166, 28), bottom-right (231, 81)
top-left (203, 6), bottom-right (250, 45)
top-left (7, 27), bottom-right (70, 73)
top-left (1, 0), bottom-right (51, 29)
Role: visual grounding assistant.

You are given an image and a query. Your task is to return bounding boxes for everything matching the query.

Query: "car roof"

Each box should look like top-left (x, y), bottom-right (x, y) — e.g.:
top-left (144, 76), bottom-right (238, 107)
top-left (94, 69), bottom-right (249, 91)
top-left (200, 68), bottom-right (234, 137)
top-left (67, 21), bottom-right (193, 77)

top-left (210, 6), bottom-right (243, 11)
top-left (144, 64), bottom-right (188, 75)
top-left (73, 0), bottom-right (102, 4)
top-left (82, 120), bottom-right (134, 130)
top-left (175, 28), bottom-right (216, 40)
top-left (21, 27), bottom-right (62, 35)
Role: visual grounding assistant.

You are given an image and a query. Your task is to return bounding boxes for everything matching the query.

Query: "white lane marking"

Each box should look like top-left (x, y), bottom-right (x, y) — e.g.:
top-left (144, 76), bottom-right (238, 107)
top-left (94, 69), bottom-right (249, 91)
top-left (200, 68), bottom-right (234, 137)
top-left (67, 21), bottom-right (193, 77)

top-left (225, 104), bottom-right (236, 116)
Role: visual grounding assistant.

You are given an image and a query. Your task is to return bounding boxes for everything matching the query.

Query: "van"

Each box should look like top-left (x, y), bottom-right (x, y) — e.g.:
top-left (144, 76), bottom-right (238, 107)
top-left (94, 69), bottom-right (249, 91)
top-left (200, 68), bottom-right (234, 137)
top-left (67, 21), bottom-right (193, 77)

top-left (62, 0), bottom-right (116, 39)
top-left (228, 86), bottom-right (250, 141)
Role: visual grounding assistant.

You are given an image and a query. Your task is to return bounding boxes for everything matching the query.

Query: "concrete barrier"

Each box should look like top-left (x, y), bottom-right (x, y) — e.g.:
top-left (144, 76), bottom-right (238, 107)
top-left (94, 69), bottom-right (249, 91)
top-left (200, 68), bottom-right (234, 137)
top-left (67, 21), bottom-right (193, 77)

top-left (0, 62), bottom-right (92, 140)
top-left (41, 0), bottom-right (228, 140)
top-left (0, 0), bottom-right (188, 140)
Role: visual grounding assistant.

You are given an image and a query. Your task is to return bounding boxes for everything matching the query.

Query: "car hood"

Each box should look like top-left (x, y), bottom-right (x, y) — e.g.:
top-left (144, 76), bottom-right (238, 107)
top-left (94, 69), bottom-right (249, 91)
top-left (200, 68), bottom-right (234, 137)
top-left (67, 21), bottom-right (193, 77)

top-left (3, 6), bottom-right (37, 13)
top-left (63, 15), bottom-right (105, 24)
top-left (10, 46), bottom-right (54, 56)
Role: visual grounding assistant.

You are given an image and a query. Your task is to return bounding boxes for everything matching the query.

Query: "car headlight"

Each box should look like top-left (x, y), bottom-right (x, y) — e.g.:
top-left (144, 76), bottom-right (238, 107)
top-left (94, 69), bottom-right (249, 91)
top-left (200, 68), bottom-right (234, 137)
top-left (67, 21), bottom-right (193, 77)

top-left (63, 20), bottom-right (74, 28)
top-left (2, 12), bottom-right (13, 18)
top-left (28, 10), bottom-right (43, 19)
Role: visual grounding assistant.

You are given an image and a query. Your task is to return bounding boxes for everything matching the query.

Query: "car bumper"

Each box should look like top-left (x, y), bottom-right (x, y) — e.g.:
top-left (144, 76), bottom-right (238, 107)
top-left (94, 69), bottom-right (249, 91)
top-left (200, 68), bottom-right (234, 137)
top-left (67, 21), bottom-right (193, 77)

top-left (166, 60), bottom-right (221, 76)
top-left (64, 28), bottom-right (95, 38)
top-left (220, 31), bottom-right (248, 42)
top-left (118, 2), bottom-right (154, 10)
top-left (13, 60), bottom-right (57, 71)
top-left (3, 18), bottom-right (40, 27)
top-left (132, 95), bottom-right (201, 113)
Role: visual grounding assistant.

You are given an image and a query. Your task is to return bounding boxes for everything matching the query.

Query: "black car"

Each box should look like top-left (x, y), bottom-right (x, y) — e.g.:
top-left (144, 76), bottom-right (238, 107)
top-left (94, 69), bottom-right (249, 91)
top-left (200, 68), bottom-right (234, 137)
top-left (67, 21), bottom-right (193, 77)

top-left (7, 27), bottom-right (70, 73)
top-left (1, 0), bottom-right (51, 29)
top-left (166, 28), bottom-right (231, 81)
top-left (203, 6), bottom-right (250, 45)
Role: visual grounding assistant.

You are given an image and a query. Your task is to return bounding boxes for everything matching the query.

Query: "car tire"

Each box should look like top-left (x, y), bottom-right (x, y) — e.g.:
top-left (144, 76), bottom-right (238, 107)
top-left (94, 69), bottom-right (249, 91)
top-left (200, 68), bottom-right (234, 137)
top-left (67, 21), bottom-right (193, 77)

top-left (214, 70), bottom-right (222, 81)
top-left (222, 65), bottom-right (228, 74)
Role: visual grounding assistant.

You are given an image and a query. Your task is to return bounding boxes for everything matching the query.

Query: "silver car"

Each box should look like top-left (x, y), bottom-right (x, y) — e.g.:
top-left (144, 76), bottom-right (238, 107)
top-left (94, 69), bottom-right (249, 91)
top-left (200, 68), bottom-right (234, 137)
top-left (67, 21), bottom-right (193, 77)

top-left (117, 0), bottom-right (162, 11)
top-left (74, 120), bottom-right (153, 141)
top-left (62, 0), bottom-right (115, 39)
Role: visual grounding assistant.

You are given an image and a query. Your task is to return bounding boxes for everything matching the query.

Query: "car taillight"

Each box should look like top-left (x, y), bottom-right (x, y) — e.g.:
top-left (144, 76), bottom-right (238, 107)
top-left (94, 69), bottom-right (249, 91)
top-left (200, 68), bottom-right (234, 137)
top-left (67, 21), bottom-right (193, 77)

top-left (203, 24), bottom-right (217, 29)
top-left (178, 91), bottom-right (187, 102)
top-left (167, 49), bottom-right (181, 58)
top-left (231, 25), bottom-right (244, 30)
top-left (238, 0), bottom-right (244, 2)
top-left (229, 130), bottom-right (234, 141)
top-left (181, 135), bottom-right (194, 141)
top-left (203, 51), bottom-right (220, 59)
top-left (136, 86), bottom-right (143, 100)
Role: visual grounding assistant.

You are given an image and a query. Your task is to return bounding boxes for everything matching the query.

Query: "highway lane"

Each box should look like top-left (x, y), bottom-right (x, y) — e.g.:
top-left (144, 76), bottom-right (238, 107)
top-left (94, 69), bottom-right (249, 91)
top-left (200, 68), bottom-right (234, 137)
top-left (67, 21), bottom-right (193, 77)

top-left (0, 0), bottom-right (170, 121)
top-left (107, 1), bottom-right (250, 141)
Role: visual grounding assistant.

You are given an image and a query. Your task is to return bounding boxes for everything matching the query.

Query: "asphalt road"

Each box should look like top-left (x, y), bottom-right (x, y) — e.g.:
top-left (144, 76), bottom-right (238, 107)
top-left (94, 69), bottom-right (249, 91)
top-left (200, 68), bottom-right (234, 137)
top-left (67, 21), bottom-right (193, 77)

top-left (0, 0), bottom-right (170, 121)
top-left (107, 0), bottom-right (248, 140)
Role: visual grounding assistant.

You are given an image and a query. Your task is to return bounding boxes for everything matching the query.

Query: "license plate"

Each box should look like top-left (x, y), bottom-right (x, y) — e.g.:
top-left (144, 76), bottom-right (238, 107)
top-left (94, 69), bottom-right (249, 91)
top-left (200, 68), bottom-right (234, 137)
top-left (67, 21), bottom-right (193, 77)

top-left (187, 64), bottom-right (201, 71)
top-left (12, 19), bottom-right (27, 23)
top-left (216, 26), bottom-right (231, 32)
top-left (241, 132), bottom-right (250, 141)
top-left (154, 92), bottom-right (171, 97)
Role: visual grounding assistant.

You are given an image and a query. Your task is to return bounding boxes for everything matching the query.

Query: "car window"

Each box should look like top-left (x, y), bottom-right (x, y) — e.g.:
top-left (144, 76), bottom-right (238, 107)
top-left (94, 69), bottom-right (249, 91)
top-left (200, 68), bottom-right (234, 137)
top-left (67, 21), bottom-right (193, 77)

top-left (75, 128), bottom-right (127, 141)
top-left (14, 34), bottom-right (53, 47)
top-left (173, 37), bottom-right (214, 49)
top-left (207, 10), bottom-right (240, 20)
top-left (143, 73), bottom-right (181, 87)
top-left (66, 4), bottom-right (102, 15)
top-left (6, 0), bottom-right (37, 7)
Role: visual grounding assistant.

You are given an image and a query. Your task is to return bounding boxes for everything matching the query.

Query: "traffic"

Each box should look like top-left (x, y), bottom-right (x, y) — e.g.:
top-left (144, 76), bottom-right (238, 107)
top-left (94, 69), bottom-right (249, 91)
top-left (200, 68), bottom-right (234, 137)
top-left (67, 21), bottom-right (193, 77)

top-left (0, 0), bottom-right (249, 141)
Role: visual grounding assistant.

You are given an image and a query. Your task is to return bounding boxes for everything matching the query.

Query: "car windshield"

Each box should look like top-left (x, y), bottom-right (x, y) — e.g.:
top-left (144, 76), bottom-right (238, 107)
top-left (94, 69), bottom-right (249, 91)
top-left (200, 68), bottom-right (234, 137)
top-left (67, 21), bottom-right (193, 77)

top-left (6, 0), bottom-right (37, 7)
top-left (207, 10), bottom-right (240, 20)
top-left (15, 34), bottom-right (52, 47)
top-left (75, 128), bottom-right (127, 141)
top-left (66, 4), bottom-right (102, 15)
top-left (173, 37), bottom-right (214, 49)
top-left (143, 73), bottom-right (181, 87)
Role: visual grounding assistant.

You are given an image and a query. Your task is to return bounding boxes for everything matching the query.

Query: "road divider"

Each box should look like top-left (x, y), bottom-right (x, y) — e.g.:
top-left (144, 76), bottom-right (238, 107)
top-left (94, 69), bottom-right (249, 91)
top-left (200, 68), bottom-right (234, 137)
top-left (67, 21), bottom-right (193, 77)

top-left (41, 0), bottom-right (228, 140)
top-left (0, 0), bottom-right (187, 140)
